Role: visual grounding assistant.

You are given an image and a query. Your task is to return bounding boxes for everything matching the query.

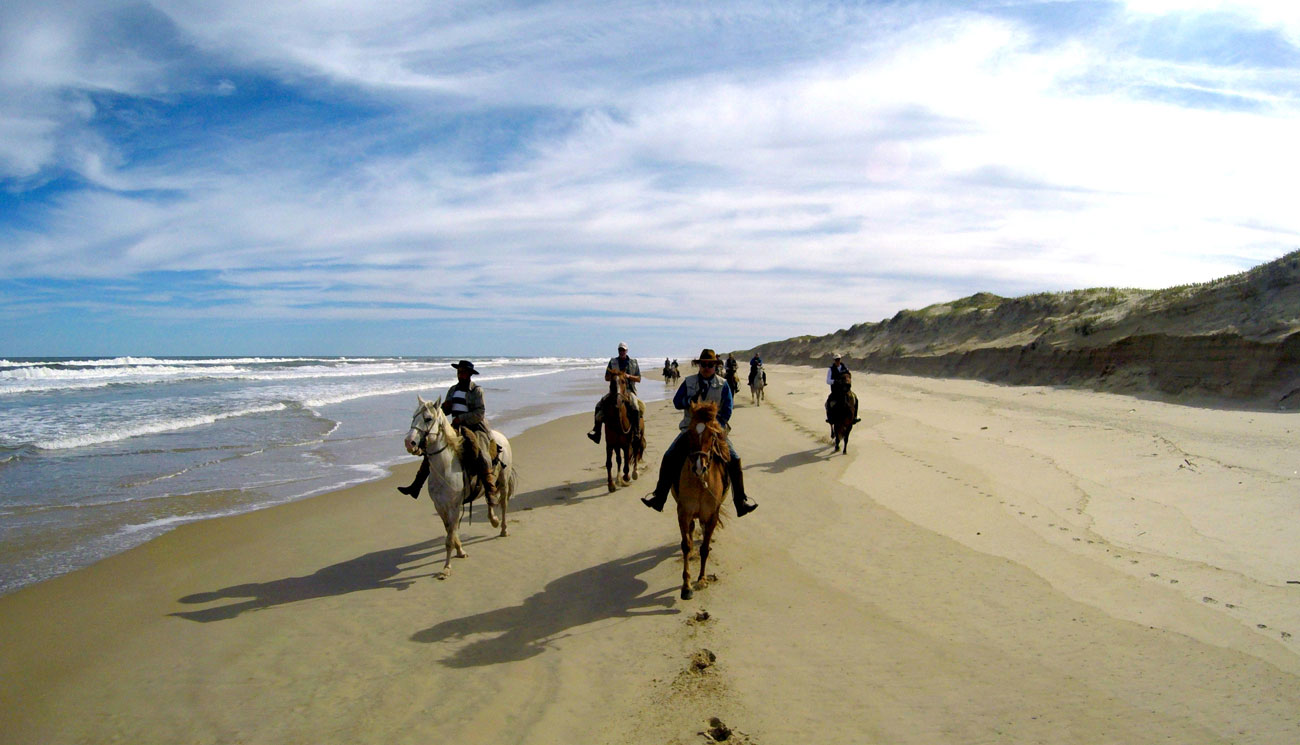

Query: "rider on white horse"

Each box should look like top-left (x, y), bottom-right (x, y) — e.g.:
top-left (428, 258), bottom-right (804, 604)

top-left (399, 360), bottom-right (499, 502)
top-left (586, 342), bottom-right (645, 444)
top-left (641, 348), bottom-right (758, 517)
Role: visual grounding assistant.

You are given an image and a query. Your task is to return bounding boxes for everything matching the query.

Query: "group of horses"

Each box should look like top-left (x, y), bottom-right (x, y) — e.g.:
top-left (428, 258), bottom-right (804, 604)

top-left (401, 363), bottom-right (854, 598)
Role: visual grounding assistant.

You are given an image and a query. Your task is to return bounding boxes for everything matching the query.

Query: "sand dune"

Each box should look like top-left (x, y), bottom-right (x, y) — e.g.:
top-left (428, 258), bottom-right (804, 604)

top-left (3, 365), bottom-right (1298, 744)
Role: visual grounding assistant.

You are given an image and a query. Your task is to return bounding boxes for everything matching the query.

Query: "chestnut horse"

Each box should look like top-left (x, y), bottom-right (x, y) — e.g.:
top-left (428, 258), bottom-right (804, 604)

top-left (601, 371), bottom-right (645, 492)
top-left (828, 372), bottom-right (859, 454)
top-left (672, 400), bottom-right (730, 600)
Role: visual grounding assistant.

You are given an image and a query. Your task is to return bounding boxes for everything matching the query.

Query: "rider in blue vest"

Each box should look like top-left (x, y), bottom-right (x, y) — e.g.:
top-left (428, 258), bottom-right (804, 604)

top-left (641, 348), bottom-right (758, 517)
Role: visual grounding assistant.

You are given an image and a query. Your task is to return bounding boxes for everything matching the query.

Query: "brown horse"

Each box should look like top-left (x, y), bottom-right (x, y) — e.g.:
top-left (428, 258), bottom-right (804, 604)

top-left (672, 401), bottom-right (730, 600)
top-left (601, 371), bottom-right (645, 492)
top-left (829, 372), bottom-right (859, 454)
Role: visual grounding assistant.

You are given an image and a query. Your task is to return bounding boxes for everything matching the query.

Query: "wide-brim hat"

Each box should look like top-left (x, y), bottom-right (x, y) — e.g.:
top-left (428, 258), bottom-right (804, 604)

top-left (692, 348), bottom-right (721, 365)
top-left (451, 360), bottom-right (479, 375)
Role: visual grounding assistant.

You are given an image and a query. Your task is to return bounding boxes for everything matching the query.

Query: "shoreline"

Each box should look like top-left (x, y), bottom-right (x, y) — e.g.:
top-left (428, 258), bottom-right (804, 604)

top-left (3, 365), bottom-right (1297, 743)
top-left (0, 365), bottom-right (640, 598)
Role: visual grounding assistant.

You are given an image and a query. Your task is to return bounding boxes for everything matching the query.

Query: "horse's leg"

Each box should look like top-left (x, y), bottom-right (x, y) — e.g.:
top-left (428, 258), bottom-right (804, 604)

top-left (434, 500), bottom-right (463, 578)
top-left (679, 513), bottom-right (695, 600)
top-left (605, 435), bottom-right (616, 492)
top-left (620, 443), bottom-right (631, 485)
top-left (495, 465), bottom-right (509, 537)
top-left (696, 513), bottom-right (719, 590)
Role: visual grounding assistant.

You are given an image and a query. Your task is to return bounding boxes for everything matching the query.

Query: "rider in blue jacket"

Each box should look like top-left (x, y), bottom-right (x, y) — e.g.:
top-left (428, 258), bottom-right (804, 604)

top-left (641, 348), bottom-right (758, 517)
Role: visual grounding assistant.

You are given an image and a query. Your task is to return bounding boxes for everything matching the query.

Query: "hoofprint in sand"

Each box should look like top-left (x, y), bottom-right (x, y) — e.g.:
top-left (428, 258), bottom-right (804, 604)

top-left (2, 365), bottom-right (1297, 744)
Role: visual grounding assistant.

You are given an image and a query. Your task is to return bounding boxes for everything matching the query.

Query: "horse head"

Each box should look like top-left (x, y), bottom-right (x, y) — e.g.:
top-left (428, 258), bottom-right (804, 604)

top-left (686, 401), bottom-right (728, 479)
top-left (608, 369), bottom-right (629, 396)
top-left (405, 395), bottom-right (444, 455)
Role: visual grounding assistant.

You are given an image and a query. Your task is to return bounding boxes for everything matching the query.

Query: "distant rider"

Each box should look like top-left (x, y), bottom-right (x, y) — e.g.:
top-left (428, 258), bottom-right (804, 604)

top-left (399, 360), bottom-right (499, 502)
top-left (824, 353), bottom-right (857, 424)
top-left (642, 348), bottom-right (758, 517)
top-left (748, 353), bottom-right (763, 387)
top-left (587, 342), bottom-right (644, 443)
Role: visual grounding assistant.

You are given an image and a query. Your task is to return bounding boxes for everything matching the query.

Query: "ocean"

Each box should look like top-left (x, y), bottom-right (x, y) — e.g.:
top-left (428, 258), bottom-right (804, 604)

top-left (0, 355), bottom-right (667, 596)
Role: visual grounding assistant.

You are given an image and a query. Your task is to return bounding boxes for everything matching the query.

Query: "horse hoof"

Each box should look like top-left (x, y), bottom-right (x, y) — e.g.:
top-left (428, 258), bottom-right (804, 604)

top-left (499, 528), bottom-right (509, 537)
top-left (436, 571), bottom-right (449, 581)
top-left (607, 483), bottom-right (617, 493)
top-left (681, 587), bottom-right (694, 600)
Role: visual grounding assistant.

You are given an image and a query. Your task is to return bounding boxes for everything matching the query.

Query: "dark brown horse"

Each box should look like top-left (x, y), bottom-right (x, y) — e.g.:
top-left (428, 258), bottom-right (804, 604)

top-left (673, 401), bottom-right (730, 600)
top-left (601, 371), bottom-right (645, 491)
top-left (829, 372), bottom-right (859, 454)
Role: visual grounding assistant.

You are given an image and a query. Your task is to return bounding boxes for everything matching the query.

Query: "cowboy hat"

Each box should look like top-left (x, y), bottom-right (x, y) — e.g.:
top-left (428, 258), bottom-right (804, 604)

top-left (692, 348), bottom-right (721, 365)
top-left (450, 360), bottom-right (480, 375)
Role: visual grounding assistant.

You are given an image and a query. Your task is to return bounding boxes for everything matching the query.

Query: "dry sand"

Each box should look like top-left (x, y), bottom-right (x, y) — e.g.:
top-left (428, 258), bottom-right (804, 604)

top-left (3, 365), bottom-right (1298, 744)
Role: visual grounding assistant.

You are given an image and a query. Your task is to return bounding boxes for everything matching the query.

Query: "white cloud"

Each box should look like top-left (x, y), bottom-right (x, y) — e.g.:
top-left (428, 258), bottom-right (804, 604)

top-left (3, 1), bottom-right (1299, 350)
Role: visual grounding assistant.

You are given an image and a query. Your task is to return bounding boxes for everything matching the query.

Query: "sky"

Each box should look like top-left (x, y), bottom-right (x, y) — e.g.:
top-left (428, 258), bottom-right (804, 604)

top-left (1, 0), bottom-right (1298, 357)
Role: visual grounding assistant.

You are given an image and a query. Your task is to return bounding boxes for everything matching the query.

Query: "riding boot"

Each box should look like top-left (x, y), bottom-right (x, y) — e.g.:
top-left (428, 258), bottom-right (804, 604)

top-left (483, 468), bottom-right (499, 506)
top-left (398, 459), bottom-right (429, 498)
top-left (642, 434), bottom-right (686, 512)
top-left (587, 410), bottom-right (602, 443)
top-left (728, 458), bottom-right (758, 517)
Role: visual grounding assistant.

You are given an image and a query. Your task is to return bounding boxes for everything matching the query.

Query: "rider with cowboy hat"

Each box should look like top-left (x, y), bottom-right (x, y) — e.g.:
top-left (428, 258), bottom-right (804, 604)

top-left (642, 348), bottom-right (758, 517)
top-left (586, 342), bottom-right (644, 444)
top-left (398, 360), bottom-right (499, 502)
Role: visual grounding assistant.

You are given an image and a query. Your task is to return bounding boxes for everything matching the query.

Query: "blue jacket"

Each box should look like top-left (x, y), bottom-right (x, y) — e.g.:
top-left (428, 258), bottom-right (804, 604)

top-left (673, 372), bottom-right (732, 429)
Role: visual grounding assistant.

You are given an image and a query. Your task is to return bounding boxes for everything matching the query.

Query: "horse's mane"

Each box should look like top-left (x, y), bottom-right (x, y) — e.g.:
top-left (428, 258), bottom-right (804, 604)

top-left (430, 402), bottom-right (464, 458)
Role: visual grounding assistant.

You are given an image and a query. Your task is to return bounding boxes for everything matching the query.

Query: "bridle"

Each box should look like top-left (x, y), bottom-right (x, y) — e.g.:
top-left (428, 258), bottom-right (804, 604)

top-left (412, 404), bottom-right (451, 457)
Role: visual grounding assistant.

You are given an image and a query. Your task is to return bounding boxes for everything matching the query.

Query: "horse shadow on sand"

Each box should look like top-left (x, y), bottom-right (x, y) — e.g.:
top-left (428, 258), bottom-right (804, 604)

top-left (748, 447), bottom-right (825, 474)
top-left (510, 475), bottom-right (630, 510)
top-left (410, 544), bottom-right (679, 667)
top-left (169, 538), bottom-right (462, 622)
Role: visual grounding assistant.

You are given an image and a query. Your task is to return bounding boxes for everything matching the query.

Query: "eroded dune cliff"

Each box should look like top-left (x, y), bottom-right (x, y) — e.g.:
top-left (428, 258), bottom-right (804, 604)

top-left (742, 251), bottom-right (1300, 407)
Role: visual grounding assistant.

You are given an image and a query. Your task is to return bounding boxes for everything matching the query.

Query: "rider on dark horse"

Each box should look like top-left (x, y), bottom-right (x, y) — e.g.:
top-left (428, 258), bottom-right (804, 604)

top-left (587, 342), bottom-right (644, 444)
top-left (825, 353), bottom-right (861, 425)
top-left (642, 348), bottom-right (758, 517)
top-left (398, 360), bottom-right (499, 502)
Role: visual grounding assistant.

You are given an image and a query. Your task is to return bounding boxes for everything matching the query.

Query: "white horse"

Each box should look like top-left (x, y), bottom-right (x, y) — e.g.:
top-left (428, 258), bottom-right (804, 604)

top-left (749, 364), bottom-right (766, 406)
top-left (403, 396), bottom-right (516, 578)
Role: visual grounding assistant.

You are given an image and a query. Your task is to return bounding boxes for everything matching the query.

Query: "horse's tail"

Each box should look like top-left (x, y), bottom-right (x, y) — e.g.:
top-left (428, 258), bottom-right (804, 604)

top-left (498, 463), bottom-right (518, 502)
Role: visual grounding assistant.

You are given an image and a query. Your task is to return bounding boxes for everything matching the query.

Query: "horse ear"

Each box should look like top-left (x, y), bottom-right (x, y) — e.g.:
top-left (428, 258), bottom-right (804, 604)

top-left (417, 394), bottom-right (426, 406)
top-left (433, 396), bottom-right (442, 409)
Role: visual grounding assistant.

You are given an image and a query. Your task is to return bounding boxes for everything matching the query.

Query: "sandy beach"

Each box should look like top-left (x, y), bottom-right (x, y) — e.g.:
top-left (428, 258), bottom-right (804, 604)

top-left (3, 364), bottom-right (1298, 744)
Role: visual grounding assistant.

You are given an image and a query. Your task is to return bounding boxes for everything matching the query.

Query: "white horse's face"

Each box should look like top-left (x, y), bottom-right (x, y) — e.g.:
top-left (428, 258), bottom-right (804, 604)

top-left (404, 396), bottom-right (442, 455)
